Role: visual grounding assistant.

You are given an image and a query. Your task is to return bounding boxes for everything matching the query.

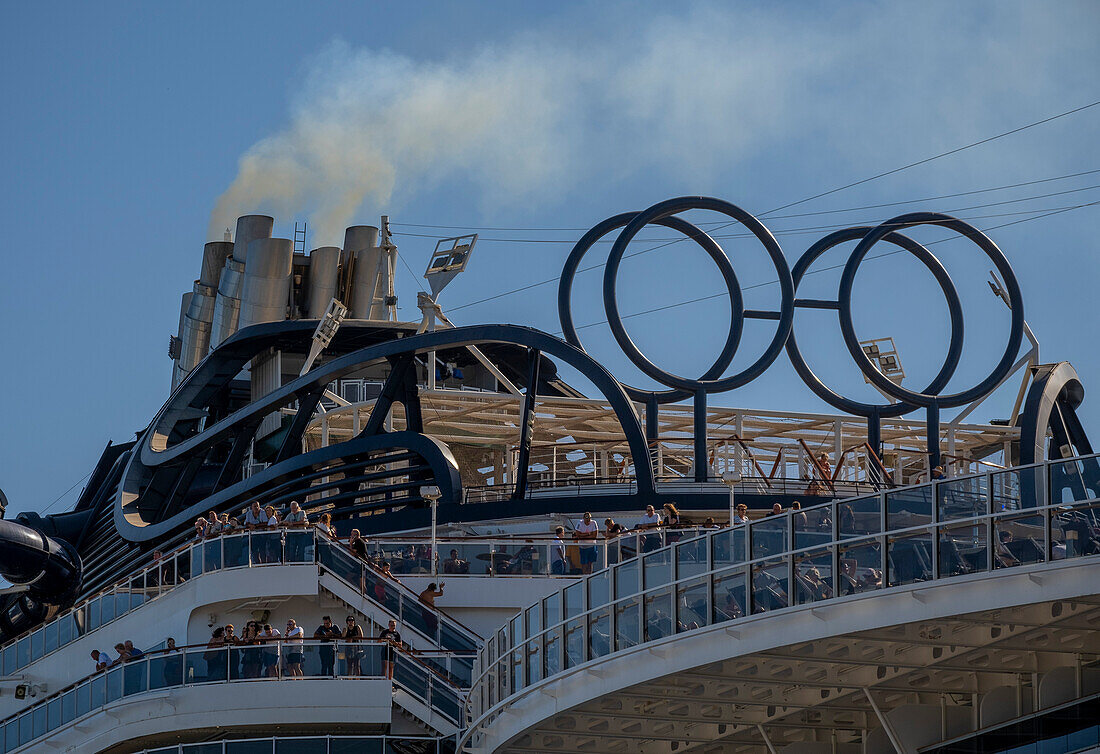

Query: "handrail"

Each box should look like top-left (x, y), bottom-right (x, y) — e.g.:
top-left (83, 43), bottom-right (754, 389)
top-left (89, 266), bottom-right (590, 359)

top-left (128, 735), bottom-right (449, 754)
top-left (0, 639), bottom-right (467, 752)
top-left (462, 451), bottom-right (1100, 741)
top-left (798, 439), bottom-right (837, 494)
top-left (0, 528), bottom-right (479, 681)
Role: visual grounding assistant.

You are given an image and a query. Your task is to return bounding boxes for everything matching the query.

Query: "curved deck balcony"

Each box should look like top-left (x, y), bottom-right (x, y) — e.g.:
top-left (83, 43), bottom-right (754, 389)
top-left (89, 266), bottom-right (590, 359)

top-left (0, 640), bottom-right (463, 753)
top-left (463, 454), bottom-right (1100, 753)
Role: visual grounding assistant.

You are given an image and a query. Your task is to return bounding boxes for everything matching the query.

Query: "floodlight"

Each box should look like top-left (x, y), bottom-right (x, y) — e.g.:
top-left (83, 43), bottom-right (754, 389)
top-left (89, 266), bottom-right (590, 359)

top-left (424, 234), bottom-right (478, 298)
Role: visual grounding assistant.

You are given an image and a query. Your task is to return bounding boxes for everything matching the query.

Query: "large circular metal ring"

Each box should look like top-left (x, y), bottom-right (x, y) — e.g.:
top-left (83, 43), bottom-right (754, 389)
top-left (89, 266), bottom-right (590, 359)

top-left (603, 196), bottom-right (794, 393)
top-left (785, 226), bottom-right (965, 418)
top-left (558, 211), bottom-right (744, 404)
top-left (838, 212), bottom-right (1024, 409)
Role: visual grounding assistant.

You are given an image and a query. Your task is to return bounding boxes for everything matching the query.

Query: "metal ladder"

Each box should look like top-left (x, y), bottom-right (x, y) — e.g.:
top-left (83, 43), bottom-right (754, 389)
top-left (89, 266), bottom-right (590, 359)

top-left (293, 221), bottom-right (307, 254)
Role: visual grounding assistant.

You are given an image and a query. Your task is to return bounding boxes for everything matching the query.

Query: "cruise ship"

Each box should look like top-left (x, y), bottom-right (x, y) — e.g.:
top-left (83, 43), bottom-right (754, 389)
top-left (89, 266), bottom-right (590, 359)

top-left (0, 196), bottom-right (1097, 754)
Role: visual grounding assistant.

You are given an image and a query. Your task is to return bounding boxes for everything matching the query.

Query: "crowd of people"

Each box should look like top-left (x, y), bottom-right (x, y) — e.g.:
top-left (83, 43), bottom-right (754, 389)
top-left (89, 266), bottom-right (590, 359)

top-left (89, 639), bottom-right (144, 671)
top-left (85, 615), bottom-right (410, 684)
top-left (192, 501), bottom-right (329, 541)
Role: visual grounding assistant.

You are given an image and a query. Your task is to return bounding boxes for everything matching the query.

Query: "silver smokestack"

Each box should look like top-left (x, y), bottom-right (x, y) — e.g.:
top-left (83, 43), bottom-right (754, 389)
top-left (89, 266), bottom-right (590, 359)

top-left (211, 215), bottom-right (274, 348)
top-left (344, 225), bottom-right (382, 319)
top-left (306, 246), bottom-right (341, 318)
top-left (239, 238), bottom-right (294, 329)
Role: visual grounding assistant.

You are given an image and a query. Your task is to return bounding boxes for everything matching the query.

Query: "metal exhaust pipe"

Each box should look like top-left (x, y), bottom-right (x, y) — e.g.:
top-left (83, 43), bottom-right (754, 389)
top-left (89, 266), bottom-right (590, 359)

top-left (211, 215), bottom-right (273, 348)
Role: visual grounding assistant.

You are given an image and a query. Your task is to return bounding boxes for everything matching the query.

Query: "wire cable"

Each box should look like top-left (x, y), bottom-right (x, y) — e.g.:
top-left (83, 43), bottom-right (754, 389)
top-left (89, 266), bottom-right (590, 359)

top-left (436, 99), bottom-right (1100, 314)
top-left (391, 168), bottom-right (1100, 232)
top-left (397, 183), bottom-right (1100, 244)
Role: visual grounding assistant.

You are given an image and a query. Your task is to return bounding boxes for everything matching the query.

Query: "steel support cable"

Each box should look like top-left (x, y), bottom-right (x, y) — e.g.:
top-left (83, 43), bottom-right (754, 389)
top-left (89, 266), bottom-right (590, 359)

top-left (391, 168), bottom-right (1100, 232)
top-left (447, 199), bottom-right (1097, 315)
top-left (398, 182), bottom-right (1100, 244)
top-left (435, 100), bottom-right (1100, 313)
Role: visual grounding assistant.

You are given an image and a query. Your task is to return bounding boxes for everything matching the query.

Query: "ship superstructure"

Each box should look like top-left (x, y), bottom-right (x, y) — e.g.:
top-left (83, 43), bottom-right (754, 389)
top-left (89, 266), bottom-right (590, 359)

top-left (0, 197), bottom-right (1096, 754)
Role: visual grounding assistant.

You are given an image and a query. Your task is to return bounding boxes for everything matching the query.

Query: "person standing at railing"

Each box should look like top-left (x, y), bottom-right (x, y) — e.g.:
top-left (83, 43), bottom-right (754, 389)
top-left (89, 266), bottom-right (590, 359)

top-left (163, 638), bottom-right (182, 685)
top-left (348, 529), bottom-right (368, 559)
top-left (733, 505), bottom-right (749, 525)
top-left (418, 582), bottom-right (445, 636)
top-left (264, 506), bottom-right (281, 563)
top-left (193, 518), bottom-right (207, 542)
top-left (205, 626), bottom-right (228, 682)
top-left (663, 503), bottom-right (682, 544)
top-left (243, 501), bottom-right (268, 563)
top-left (240, 622), bottom-right (264, 679)
top-left (343, 616), bottom-right (364, 676)
top-left (90, 648), bottom-right (112, 672)
top-left (313, 616), bottom-right (341, 676)
top-left (284, 619), bottom-right (305, 677)
top-left (378, 619), bottom-right (401, 680)
top-left (551, 527), bottom-right (568, 575)
top-left (243, 501), bottom-right (266, 529)
top-left (284, 502), bottom-right (310, 561)
top-left (260, 623), bottom-right (281, 677)
top-left (637, 505), bottom-right (662, 553)
top-left (316, 512), bottom-right (336, 538)
top-left (791, 501), bottom-right (807, 531)
top-left (206, 510), bottom-right (224, 537)
top-left (573, 512), bottom-right (599, 574)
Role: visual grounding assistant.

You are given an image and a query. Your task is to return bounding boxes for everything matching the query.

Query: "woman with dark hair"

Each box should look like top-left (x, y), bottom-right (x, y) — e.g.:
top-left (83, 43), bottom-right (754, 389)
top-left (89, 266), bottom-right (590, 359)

top-left (663, 503), bottom-right (683, 543)
top-left (240, 621), bottom-right (263, 678)
top-left (204, 626), bottom-right (227, 681)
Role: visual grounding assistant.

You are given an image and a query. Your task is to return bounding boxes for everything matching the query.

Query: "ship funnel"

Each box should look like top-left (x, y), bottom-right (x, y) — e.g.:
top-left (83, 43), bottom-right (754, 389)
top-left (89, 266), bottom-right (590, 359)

top-left (307, 246), bottom-right (341, 318)
top-left (239, 238), bottom-right (294, 329)
top-left (199, 241), bottom-right (233, 289)
top-left (211, 214), bottom-right (273, 348)
top-left (344, 225), bottom-right (387, 319)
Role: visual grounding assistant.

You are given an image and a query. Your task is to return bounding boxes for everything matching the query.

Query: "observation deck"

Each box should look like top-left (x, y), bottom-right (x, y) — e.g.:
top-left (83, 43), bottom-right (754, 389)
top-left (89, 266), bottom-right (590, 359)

top-left (462, 453), bottom-right (1100, 753)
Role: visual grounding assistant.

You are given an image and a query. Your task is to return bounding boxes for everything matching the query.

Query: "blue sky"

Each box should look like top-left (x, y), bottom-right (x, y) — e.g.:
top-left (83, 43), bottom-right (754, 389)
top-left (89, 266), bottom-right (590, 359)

top-left (1, 1), bottom-right (1098, 519)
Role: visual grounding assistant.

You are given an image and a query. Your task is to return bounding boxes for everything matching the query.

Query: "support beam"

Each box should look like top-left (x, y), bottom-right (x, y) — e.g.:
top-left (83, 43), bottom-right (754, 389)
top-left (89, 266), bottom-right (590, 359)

top-left (863, 687), bottom-right (908, 754)
top-left (512, 348), bottom-right (542, 500)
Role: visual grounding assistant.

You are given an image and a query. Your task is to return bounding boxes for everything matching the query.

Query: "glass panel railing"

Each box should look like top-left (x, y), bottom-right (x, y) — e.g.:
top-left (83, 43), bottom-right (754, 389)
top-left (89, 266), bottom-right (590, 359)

top-left (751, 559), bottom-right (789, 613)
top-left (0, 641), bottom-right (461, 752)
top-left (994, 513), bottom-right (1046, 568)
top-left (887, 484), bottom-right (933, 530)
top-left (937, 474), bottom-right (987, 521)
top-left (888, 530), bottom-right (933, 586)
top-left (793, 548), bottom-right (833, 605)
top-left (1052, 501), bottom-right (1100, 560)
top-left (939, 522), bottom-right (988, 576)
top-left (613, 598), bottom-right (640, 651)
top-left (675, 577), bottom-right (708, 632)
top-left (711, 568), bottom-right (747, 623)
top-left (838, 537), bottom-right (883, 595)
top-left (643, 588), bottom-right (672, 641)
top-left (751, 515), bottom-right (788, 560)
top-left (794, 503), bottom-right (833, 549)
top-left (839, 495), bottom-right (881, 538)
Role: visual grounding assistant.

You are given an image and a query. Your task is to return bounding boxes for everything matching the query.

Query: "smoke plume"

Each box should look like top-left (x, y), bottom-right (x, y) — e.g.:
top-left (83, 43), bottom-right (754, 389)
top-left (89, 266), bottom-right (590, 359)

top-left (208, 3), bottom-right (1095, 245)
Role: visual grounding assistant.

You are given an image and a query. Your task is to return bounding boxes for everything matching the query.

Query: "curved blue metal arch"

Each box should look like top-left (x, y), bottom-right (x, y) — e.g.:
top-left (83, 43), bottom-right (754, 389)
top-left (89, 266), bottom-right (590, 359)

top-left (119, 324), bottom-right (655, 542)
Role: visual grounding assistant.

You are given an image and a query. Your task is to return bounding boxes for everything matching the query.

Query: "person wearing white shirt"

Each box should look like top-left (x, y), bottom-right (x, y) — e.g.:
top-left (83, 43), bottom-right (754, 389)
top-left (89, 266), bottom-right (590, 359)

top-left (284, 619), bottom-right (305, 677)
top-left (573, 512), bottom-right (599, 574)
top-left (90, 649), bottom-right (112, 672)
top-left (243, 502), bottom-right (266, 528)
top-left (637, 505), bottom-right (662, 552)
